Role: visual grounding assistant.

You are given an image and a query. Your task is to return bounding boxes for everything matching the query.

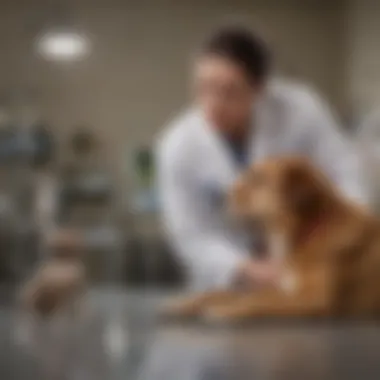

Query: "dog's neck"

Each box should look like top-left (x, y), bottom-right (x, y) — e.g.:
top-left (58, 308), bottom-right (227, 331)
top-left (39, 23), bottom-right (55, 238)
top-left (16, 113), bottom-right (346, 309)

top-left (267, 196), bottom-right (350, 262)
top-left (293, 208), bottom-right (331, 249)
top-left (265, 209), bottom-right (337, 295)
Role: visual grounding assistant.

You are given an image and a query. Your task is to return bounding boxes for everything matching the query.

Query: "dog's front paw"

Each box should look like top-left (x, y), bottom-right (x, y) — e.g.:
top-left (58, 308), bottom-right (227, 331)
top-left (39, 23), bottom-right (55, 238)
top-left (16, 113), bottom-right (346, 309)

top-left (201, 306), bottom-right (246, 324)
top-left (201, 300), bottom-right (259, 325)
top-left (201, 307), bottom-right (231, 324)
top-left (159, 297), bottom-right (201, 320)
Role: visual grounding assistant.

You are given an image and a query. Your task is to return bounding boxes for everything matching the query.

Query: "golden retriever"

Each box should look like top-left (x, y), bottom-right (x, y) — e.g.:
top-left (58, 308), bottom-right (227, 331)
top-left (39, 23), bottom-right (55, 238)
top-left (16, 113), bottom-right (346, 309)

top-left (162, 157), bottom-right (380, 322)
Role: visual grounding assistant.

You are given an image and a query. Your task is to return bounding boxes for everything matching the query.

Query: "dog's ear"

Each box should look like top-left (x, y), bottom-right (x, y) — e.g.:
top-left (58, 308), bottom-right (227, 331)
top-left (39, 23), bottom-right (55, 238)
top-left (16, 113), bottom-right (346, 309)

top-left (283, 161), bottom-right (325, 219)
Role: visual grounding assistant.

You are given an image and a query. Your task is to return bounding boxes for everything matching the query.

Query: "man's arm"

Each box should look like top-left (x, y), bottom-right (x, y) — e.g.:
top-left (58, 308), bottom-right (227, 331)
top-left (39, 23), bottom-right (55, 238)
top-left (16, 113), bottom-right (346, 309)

top-left (156, 139), bottom-right (243, 290)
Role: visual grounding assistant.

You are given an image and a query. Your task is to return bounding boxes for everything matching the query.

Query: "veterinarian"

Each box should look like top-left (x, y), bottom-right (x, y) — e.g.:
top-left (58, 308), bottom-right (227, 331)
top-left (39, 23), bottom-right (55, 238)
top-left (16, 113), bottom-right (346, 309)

top-left (156, 26), bottom-right (369, 291)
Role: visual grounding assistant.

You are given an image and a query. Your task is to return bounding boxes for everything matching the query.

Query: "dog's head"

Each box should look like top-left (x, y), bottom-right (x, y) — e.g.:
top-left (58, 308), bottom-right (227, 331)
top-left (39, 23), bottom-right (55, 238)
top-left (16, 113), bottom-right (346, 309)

top-left (230, 157), bottom-right (336, 230)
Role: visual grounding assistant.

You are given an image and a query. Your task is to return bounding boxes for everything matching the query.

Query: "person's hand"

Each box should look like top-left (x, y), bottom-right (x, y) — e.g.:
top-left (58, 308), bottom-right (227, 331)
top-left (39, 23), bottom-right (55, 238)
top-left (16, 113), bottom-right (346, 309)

top-left (237, 259), bottom-right (281, 287)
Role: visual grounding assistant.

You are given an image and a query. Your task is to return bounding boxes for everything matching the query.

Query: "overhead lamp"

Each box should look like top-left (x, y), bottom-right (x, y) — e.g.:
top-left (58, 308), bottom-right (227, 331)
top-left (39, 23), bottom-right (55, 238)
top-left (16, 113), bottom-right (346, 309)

top-left (36, 29), bottom-right (91, 62)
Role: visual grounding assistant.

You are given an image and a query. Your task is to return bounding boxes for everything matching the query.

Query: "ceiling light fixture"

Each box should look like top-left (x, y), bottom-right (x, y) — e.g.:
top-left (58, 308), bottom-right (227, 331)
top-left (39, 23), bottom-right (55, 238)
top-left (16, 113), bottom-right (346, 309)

top-left (36, 29), bottom-right (91, 62)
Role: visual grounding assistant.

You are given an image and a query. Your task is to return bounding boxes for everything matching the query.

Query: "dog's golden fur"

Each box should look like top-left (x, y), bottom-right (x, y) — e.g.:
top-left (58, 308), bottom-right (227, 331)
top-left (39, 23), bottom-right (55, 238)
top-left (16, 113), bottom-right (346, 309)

top-left (163, 157), bottom-right (380, 322)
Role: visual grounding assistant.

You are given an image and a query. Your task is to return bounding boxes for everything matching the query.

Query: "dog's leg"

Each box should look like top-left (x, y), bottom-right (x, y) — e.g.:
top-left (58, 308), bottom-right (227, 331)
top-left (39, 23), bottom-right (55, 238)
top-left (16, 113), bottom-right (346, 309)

top-left (161, 232), bottom-right (290, 319)
top-left (160, 290), bottom-right (244, 318)
top-left (203, 292), bottom-right (327, 322)
top-left (203, 266), bottom-right (332, 322)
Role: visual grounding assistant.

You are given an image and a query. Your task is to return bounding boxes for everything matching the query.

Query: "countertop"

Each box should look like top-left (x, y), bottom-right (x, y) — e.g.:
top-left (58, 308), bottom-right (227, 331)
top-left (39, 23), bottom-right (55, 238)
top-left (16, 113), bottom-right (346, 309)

top-left (2, 287), bottom-right (380, 380)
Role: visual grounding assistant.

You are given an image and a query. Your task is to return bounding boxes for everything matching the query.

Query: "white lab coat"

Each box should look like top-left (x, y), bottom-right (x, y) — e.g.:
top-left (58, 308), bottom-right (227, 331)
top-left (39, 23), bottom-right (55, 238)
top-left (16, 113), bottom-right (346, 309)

top-left (354, 110), bottom-right (380, 214)
top-left (156, 80), bottom-right (369, 291)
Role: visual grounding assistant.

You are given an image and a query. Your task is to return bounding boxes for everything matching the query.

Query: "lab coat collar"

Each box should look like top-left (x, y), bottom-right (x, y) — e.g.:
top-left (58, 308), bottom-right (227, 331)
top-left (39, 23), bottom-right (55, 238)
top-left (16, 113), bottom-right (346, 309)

top-left (191, 82), bottom-right (276, 180)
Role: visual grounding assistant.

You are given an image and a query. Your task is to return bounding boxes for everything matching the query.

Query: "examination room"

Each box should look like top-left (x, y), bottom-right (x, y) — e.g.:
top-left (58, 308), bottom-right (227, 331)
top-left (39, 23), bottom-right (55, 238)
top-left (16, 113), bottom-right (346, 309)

top-left (2, 0), bottom-right (380, 379)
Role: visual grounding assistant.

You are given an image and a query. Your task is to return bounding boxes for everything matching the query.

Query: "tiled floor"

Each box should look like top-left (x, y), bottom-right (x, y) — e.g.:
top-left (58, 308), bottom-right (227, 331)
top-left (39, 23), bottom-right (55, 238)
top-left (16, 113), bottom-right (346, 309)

top-left (3, 287), bottom-right (380, 380)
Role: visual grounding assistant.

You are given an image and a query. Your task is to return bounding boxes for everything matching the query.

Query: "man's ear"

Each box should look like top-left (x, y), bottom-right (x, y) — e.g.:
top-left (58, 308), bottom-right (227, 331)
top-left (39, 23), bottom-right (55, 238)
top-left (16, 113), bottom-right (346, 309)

top-left (284, 162), bottom-right (324, 218)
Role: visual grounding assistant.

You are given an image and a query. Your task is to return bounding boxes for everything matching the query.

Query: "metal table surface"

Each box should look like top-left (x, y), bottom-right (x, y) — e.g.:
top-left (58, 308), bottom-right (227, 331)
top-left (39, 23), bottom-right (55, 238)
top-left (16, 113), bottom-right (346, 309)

top-left (2, 287), bottom-right (380, 380)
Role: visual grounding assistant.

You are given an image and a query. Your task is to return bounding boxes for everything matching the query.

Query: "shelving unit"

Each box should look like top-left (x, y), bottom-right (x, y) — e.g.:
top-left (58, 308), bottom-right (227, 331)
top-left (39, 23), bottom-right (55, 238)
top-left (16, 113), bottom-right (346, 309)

top-left (58, 129), bottom-right (125, 284)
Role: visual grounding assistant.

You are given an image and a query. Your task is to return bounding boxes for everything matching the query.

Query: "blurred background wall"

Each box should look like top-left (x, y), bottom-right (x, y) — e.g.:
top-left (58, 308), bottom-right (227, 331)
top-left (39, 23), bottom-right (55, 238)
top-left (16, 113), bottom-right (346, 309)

top-left (0, 0), bottom-right (348, 194)
top-left (346, 0), bottom-right (380, 117)
top-left (0, 0), bottom-right (379, 288)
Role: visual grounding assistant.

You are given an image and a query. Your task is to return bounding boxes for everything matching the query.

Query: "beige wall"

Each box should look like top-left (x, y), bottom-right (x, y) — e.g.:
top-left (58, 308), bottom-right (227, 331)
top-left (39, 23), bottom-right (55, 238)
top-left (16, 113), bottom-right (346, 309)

top-left (346, 0), bottom-right (380, 117)
top-left (0, 0), bottom-right (346, 196)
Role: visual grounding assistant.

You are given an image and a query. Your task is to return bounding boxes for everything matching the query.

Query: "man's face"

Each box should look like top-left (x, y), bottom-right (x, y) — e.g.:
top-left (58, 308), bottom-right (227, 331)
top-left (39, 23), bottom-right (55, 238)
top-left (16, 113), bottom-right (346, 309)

top-left (193, 55), bottom-right (260, 134)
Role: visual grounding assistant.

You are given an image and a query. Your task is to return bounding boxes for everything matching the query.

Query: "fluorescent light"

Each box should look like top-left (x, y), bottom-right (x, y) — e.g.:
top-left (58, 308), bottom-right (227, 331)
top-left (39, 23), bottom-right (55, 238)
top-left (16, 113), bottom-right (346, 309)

top-left (36, 30), bottom-right (91, 62)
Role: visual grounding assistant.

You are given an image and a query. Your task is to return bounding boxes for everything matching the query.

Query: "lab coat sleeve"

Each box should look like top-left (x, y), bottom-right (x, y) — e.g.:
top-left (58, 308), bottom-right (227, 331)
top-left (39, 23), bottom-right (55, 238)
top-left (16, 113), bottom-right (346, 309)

top-left (156, 140), bottom-right (243, 290)
top-left (304, 92), bottom-right (369, 206)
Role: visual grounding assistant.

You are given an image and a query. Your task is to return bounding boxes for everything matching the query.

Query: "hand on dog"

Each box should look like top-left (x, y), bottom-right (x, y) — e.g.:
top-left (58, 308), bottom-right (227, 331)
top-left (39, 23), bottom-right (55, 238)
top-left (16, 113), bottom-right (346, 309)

top-left (239, 259), bottom-right (281, 288)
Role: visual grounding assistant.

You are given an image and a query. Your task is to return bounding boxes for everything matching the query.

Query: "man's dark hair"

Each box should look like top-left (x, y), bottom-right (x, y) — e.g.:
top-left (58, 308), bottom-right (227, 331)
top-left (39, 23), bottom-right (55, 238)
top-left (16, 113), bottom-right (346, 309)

top-left (201, 26), bottom-right (271, 85)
